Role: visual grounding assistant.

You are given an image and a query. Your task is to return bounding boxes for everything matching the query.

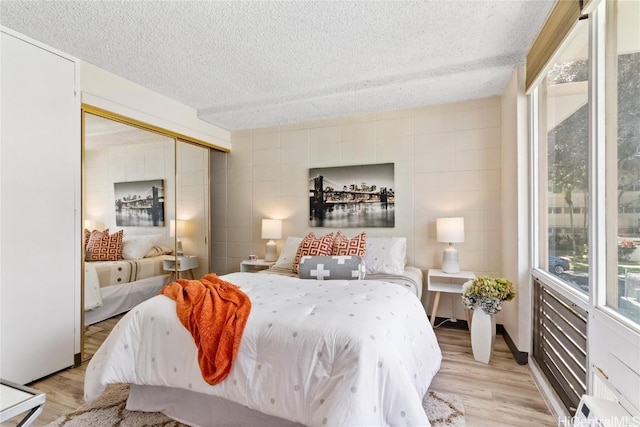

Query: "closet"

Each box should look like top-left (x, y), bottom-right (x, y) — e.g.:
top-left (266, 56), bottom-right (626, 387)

top-left (82, 109), bottom-right (210, 359)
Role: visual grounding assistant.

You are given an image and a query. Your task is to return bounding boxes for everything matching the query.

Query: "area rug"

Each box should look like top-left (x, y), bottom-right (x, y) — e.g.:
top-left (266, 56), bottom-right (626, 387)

top-left (46, 384), bottom-right (465, 427)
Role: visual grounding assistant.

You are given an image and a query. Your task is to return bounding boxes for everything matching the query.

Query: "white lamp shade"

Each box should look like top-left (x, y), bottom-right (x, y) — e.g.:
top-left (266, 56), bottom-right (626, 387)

top-left (261, 219), bottom-right (282, 240)
top-left (436, 217), bottom-right (464, 243)
top-left (170, 219), bottom-right (187, 237)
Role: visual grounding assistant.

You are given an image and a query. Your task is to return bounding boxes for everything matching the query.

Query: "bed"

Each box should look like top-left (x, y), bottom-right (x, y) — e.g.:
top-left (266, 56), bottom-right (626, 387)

top-left (84, 233), bottom-right (443, 426)
top-left (83, 229), bottom-right (174, 325)
top-left (84, 255), bottom-right (172, 325)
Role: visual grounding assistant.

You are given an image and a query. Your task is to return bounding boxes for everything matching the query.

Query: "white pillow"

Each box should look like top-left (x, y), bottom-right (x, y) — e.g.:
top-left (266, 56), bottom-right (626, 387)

top-left (122, 234), bottom-right (161, 260)
top-left (363, 237), bottom-right (407, 275)
top-left (274, 236), bottom-right (304, 270)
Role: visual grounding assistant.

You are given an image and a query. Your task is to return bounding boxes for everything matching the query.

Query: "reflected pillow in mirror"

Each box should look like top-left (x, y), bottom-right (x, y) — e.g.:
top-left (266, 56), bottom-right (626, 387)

top-left (122, 234), bottom-right (161, 260)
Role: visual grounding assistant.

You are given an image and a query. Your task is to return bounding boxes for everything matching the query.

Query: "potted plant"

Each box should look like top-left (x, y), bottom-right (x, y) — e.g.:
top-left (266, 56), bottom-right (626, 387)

top-left (461, 276), bottom-right (516, 363)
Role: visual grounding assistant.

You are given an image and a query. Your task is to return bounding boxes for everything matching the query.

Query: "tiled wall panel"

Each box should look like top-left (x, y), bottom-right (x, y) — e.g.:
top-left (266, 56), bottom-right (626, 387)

top-left (214, 97), bottom-right (503, 317)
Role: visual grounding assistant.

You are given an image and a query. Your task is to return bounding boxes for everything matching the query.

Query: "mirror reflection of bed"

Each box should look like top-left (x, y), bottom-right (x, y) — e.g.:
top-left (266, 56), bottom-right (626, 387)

top-left (82, 112), bottom-right (210, 361)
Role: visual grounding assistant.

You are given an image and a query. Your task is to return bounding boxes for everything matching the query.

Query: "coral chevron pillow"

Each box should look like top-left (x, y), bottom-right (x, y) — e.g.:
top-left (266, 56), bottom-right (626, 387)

top-left (87, 230), bottom-right (123, 261)
top-left (292, 232), bottom-right (335, 274)
top-left (333, 231), bottom-right (367, 256)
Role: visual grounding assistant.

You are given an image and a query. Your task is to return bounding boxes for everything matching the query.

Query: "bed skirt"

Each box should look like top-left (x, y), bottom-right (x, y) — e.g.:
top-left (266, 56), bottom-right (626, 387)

top-left (84, 274), bottom-right (169, 325)
top-left (127, 384), bottom-right (304, 427)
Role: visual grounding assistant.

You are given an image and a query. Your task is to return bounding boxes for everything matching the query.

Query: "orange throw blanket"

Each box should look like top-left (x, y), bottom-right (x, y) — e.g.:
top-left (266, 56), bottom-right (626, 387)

top-left (160, 273), bottom-right (251, 385)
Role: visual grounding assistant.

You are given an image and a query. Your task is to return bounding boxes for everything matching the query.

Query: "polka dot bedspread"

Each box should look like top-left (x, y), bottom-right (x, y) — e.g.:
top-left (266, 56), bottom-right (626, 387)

top-left (85, 272), bottom-right (443, 426)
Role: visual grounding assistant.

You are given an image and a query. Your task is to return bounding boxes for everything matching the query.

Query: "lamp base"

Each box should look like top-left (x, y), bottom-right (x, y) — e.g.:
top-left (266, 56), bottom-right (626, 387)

top-left (264, 240), bottom-right (278, 262)
top-left (441, 245), bottom-right (460, 274)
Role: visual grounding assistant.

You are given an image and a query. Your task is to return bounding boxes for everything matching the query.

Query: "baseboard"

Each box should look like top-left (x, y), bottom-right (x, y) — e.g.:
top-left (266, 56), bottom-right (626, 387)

top-left (74, 352), bottom-right (82, 367)
top-left (432, 316), bottom-right (470, 330)
top-left (433, 316), bottom-right (529, 365)
top-left (499, 326), bottom-right (529, 365)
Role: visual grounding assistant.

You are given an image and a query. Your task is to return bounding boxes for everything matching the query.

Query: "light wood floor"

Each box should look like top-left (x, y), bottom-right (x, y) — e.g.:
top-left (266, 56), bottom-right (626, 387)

top-left (1, 318), bottom-right (557, 427)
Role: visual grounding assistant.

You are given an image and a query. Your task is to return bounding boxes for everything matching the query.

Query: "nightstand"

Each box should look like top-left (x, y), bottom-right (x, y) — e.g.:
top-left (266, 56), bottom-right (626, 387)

top-left (427, 269), bottom-right (476, 327)
top-left (163, 255), bottom-right (199, 281)
top-left (240, 259), bottom-right (275, 273)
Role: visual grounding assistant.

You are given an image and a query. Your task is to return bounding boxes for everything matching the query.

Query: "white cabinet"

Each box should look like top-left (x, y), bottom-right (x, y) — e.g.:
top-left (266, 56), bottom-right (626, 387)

top-left (1, 28), bottom-right (80, 384)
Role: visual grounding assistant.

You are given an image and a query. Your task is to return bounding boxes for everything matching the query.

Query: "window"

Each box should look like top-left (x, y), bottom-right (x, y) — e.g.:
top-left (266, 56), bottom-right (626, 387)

top-left (606, 0), bottom-right (640, 324)
top-left (534, 0), bottom-right (640, 325)
top-left (539, 19), bottom-right (590, 288)
top-left (531, 3), bottom-right (640, 414)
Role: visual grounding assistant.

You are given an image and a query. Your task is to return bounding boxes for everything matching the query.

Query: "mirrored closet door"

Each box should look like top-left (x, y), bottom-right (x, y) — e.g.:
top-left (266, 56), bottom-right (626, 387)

top-left (82, 111), bottom-right (209, 360)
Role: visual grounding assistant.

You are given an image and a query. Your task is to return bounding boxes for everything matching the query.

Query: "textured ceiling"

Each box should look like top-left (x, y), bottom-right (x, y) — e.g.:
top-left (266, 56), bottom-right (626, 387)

top-left (1, 1), bottom-right (553, 131)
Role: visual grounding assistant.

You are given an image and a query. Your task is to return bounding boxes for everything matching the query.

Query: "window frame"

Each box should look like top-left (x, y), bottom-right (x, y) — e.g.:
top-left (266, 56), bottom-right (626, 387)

top-left (530, 0), bottom-right (640, 338)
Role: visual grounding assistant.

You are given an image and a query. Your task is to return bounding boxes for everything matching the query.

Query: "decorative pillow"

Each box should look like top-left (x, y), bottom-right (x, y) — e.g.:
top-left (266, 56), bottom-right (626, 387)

top-left (144, 245), bottom-right (175, 258)
top-left (292, 232), bottom-right (335, 274)
top-left (84, 228), bottom-right (109, 249)
top-left (333, 231), bottom-right (367, 256)
top-left (122, 234), bottom-right (161, 260)
top-left (87, 230), bottom-right (124, 261)
top-left (274, 236), bottom-right (304, 270)
top-left (363, 237), bottom-right (407, 275)
top-left (84, 228), bottom-right (109, 260)
top-left (122, 234), bottom-right (162, 259)
top-left (298, 255), bottom-right (365, 280)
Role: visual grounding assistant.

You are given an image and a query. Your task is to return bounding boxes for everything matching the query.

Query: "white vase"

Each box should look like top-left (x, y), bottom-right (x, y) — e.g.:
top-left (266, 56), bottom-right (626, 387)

top-left (471, 307), bottom-right (496, 364)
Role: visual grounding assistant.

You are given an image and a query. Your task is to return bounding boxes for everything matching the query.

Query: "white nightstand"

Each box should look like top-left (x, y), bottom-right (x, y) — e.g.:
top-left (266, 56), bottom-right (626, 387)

top-left (427, 269), bottom-right (476, 327)
top-left (240, 259), bottom-right (275, 273)
top-left (163, 255), bottom-right (199, 281)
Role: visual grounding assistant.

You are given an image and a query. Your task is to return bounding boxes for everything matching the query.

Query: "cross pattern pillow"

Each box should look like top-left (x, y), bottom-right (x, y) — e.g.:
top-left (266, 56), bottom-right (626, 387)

top-left (333, 231), bottom-right (367, 256)
top-left (298, 255), bottom-right (365, 280)
top-left (292, 232), bottom-right (334, 274)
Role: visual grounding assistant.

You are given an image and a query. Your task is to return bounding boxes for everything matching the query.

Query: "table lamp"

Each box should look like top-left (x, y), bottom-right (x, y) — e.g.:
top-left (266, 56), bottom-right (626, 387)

top-left (170, 219), bottom-right (185, 256)
top-left (437, 217), bottom-right (464, 274)
top-left (262, 219), bottom-right (282, 262)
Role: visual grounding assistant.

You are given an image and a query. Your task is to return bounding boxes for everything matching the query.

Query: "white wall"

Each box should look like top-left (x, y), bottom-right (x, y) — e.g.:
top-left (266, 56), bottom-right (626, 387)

top-left (501, 65), bottom-right (532, 353)
top-left (213, 98), bottom-right (505, 320)
top-left (80, 62), bottom-right (231, 151)
top-left (85, 139), bottom-right (176, 245)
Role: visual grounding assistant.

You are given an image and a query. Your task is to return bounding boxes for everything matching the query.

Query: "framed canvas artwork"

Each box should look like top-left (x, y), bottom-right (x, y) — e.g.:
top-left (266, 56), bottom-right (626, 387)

top-left (309, 163), bottom-right (394, 228)
top-left (114, 179), bottom-right (165, 227)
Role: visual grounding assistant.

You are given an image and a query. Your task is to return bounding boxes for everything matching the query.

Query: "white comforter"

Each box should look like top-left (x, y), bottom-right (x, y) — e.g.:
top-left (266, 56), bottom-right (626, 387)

top-left (85, 272), bottom-right (442, 427)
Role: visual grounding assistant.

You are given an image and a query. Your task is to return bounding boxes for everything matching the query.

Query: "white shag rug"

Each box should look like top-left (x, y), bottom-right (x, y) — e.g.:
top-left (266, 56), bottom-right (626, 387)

top-left (47, 384), bottom-right (465, 427)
